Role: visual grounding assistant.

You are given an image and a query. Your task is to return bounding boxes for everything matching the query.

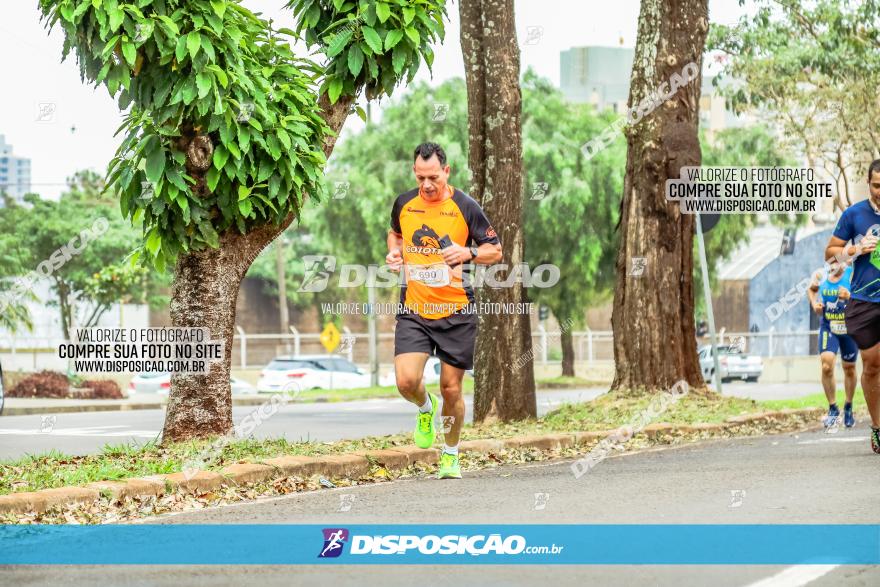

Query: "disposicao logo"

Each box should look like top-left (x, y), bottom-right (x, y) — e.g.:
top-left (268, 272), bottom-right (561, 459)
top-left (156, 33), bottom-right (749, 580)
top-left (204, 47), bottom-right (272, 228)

top-left (318, 528), bottom-right (349, 558)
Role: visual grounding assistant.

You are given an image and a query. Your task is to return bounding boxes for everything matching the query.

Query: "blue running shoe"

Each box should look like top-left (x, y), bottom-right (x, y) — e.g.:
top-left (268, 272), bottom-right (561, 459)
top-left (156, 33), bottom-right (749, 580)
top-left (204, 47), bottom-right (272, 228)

top-left (844, 404), bottom-right (855, 428)
top-left (823, 405), bottom-right (840, 428)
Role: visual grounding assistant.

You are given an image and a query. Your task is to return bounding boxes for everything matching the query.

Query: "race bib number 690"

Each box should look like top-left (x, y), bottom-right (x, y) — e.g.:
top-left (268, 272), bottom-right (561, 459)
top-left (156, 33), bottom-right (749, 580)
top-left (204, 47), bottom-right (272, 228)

top-left (407, 264), bottom-right (450, 288)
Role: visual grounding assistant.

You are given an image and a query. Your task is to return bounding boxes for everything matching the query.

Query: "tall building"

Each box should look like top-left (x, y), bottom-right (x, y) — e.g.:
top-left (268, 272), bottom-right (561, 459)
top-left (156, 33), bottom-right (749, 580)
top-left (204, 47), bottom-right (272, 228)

top-left (0, 135), bottom-right (32, 202)
top-left (559, 46), bottom-right (746, 139)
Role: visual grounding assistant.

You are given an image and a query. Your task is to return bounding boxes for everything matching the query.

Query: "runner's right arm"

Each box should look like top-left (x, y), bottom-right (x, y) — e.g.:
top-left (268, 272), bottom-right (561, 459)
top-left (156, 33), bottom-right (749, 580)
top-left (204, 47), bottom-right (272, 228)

top-left (807, 272), bottom-right (824, 315)
top-left (386, 229), bottom-right (403, 272)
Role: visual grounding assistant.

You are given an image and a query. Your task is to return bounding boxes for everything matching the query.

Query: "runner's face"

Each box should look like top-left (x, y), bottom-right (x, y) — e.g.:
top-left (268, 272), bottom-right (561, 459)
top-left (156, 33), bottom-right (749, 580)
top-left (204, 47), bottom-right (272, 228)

top-left (869, 171), bottom-right (880, 206)
top-left (413, 154), bottom-right (450, 199)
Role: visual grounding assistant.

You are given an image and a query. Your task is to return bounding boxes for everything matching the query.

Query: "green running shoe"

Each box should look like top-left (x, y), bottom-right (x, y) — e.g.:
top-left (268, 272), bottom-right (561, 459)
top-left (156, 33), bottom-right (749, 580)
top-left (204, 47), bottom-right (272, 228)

top-left (413, 393), bottom-right (438, 449)
top-left (438, 452), bottom-right (462, 479)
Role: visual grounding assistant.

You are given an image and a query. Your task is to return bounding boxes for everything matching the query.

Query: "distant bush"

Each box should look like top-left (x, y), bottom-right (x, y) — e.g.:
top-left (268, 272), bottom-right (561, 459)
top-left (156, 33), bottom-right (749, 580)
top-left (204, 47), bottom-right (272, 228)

top-left (79, 379), bottom-right (124, 400)
top-left (8, 371), bottom-right (70, 398)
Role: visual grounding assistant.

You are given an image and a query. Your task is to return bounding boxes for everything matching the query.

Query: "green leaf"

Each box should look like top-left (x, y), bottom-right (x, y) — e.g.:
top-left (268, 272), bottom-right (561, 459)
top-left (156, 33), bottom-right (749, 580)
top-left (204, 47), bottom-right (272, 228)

top-left (175, 35), bottom-right (187, 62)
top-left (392, 43), bottom-right (407, 74)
top-left (376, 2), bottom-right (391, 23)
top-left (257, 158), bottom-right (275, 182)
top-left (276, 129), bottom-right (291, 150)
top-left (198, 223), bottom-right (219, 248)
top-left (145, 142), bottom-right (165, 184)
top-left (362, 26), bottom-right (384, 54)
top-left (213, 144), bottom-right (230, 170)
top-left (209, 0), bottom-right (226, 18)
top-left (108, 6), bottom-right (124, 30)
top-left (238, 184), bottom-right (251, 201)
top-left (209, 66), bottom-right (228, 88)
top-left (158, 15), bottom-right (180, 36)
top-left (384, 29), bottom-right (403, 51)
top-left (238, 198), bottom-right (253, 217)
top-left (327, 76), bottom-right (343, 104)
top-left (402, 7), bottom-right (415, 24)
top-left (206, 166), bottom-right (221, 192)
top-left (404, 26), bottom-right (419, 46)
top-left (347, 44), bottom-right (364, 76)
top-left (121, 41), bottom-right (136, 66)
top-left (178, 196), bottom-right (190, 224)
top-left (196, 73), bottom-right (212, 99)
top-left (326, 28), bottom-right (353, 58)
top-left (145, 228), bottom-right (162, 256)
top-left (165, 166), bottom-right (189, 191)
top-left (186, 32), bottom-right (201, 60)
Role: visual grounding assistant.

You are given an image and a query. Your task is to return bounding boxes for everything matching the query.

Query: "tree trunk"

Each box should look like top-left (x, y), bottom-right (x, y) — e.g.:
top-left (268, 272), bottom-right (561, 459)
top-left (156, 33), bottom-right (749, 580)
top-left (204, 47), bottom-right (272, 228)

top-left (460, 0), bottom-right (536, 422)
top-left (610, 0), bottom-right (709, 394)
top-left (160, 94), bottom-right (354, 444)
top-left (560, 329), bottom-right (575, 377)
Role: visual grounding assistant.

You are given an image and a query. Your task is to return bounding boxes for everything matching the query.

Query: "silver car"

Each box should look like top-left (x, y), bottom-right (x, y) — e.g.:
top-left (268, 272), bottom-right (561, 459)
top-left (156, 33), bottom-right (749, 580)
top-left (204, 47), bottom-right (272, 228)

top-left (699, 345), bottom-right (763, 383)
top-left (128, 372), bottom-right (256, 395)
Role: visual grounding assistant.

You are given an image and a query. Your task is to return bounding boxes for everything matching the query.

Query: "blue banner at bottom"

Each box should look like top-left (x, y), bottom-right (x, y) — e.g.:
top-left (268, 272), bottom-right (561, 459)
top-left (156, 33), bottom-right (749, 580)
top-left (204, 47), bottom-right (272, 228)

top-left (1, 525), bottom-right (878, 565)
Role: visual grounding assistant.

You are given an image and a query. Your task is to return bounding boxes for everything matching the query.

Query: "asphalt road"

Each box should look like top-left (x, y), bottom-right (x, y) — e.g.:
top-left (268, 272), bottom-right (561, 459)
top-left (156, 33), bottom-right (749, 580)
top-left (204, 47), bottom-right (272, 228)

top-left (0, 388), bottom-right (603, 460)
top-left (3, 424), bottom-right (878, 586)
top-left (0, 382), bottom-right (834, 460)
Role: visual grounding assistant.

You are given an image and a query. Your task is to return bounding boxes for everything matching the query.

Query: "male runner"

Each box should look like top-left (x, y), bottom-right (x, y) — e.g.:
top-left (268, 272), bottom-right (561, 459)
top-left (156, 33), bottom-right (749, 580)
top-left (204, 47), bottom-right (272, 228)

top-left (385, 142), bottom-right (502, 479)
top-left (807, 261), bottom-right (857, 428)
top-left (825, 159), bottom-right (880, 453)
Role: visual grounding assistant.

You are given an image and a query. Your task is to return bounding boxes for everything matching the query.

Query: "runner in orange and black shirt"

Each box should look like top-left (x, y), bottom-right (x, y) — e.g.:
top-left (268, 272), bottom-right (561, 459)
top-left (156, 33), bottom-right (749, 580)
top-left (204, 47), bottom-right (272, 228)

top-left (385, 142), bottom-right (502, 479)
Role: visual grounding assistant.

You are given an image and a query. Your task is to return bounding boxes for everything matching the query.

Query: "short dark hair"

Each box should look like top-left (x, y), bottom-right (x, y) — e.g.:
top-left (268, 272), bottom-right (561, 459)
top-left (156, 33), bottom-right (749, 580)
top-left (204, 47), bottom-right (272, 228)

top-left (868, 159), bottom-right (880, 181)
top-left (413, 142), bottom-right (447, 165)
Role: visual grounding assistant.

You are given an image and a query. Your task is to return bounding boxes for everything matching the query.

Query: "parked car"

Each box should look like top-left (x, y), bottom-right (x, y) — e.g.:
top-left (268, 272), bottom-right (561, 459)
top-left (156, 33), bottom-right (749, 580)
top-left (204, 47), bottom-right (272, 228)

top-left (699, 345), bottom-right (763, 383)
top-left (380, 357), bottom-right (442, 387)
top-left (257, 355), bottom-right (370, 392)
top-left (129, 372), bottom-right (256, 395)
top-left (0, 359), bottom-right (5, 415)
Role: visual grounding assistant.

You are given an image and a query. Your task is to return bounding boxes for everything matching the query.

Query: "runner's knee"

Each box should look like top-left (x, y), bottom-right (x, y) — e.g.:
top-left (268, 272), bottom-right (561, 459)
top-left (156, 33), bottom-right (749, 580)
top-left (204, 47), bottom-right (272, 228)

top-left (862, 358), bottom-right (880, 377)
top-left (842, 362), bottom-right (856, 374)
top-left (821, 362), bottom-right (834, 377)
top-left (439, 381), bottom-right (462, 401)
top-left (396, 374), bottom-right (422, 393)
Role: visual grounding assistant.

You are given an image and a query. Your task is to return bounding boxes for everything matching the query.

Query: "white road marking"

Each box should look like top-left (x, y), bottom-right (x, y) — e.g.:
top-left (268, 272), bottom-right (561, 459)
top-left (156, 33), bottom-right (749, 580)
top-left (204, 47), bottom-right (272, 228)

top-left (0, 427), bottom-right (158, 438)
top-left (796, 437), bottom-right (866, 445)
top-left (744, 565), bottom-right (839, 587)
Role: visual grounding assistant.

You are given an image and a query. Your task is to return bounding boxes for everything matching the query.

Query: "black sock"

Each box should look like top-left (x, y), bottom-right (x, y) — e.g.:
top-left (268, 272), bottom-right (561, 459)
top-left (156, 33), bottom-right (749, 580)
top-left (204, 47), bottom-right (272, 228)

top-left (829, 403), bottom-right (838, 411)
top-left (844, 402), bottom-right (853, 410)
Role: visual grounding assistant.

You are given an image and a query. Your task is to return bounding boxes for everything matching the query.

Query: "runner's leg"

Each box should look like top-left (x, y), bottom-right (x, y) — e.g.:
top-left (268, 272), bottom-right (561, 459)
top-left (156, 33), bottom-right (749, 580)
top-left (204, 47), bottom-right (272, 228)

top-left (842, 361), bottom-right (857, 405)
top-left (860, 343), bottom-right (880, 428)
top-left (394, 352), bottom-right (430, 405)
top-left (819, 351), bottom-right (837, 406)
top-left (438, 361), bottom-right (466, 447)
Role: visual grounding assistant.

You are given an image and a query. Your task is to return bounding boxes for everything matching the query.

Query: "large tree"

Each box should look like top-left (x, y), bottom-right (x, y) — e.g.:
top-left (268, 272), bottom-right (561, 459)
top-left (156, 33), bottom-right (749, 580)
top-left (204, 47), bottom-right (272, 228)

top-left (611, 0), bottom-right (709, 393)
top-left (39, 0), bottom-right (447, 441)
top-left (709, 0), bottom-right (880, 209)
top-left (460, 0), bottom-right (534, 421)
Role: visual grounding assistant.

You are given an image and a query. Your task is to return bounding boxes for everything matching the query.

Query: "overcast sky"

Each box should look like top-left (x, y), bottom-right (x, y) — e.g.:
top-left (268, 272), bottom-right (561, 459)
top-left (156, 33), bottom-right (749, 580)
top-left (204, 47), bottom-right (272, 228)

top-left (0, 0), bottom-right (745, 199)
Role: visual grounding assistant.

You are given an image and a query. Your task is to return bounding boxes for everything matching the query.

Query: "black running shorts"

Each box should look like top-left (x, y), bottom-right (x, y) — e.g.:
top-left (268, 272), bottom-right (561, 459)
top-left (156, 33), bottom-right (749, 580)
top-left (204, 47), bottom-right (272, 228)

top-left (844, 298), bottom-right (880, 350)
top-left (394, 311), bottom-right (477, 370)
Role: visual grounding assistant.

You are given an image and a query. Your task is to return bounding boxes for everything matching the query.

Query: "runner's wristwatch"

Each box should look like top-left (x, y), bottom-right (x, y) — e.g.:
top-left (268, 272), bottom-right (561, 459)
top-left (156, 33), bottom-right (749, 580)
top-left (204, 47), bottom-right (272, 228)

top-left (469, 246), bottom-right (479, 261)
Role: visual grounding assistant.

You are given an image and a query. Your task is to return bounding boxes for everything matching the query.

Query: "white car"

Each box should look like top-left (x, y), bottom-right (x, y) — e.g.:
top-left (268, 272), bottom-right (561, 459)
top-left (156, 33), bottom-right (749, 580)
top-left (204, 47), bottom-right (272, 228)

top-left (380, 357), bottom-right (442, 387)
top-left (129, 372), bottom-right (256, 395)
top-left (257, 355), bottom-right (371, 392)
top-left (699, 345), bottom-right (763, 383)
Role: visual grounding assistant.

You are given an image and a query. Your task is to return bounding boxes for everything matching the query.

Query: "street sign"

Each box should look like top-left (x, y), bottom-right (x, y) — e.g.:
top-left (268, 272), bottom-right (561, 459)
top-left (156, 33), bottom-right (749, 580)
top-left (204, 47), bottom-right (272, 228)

top-left (320, 322), bottom-right (341, 353)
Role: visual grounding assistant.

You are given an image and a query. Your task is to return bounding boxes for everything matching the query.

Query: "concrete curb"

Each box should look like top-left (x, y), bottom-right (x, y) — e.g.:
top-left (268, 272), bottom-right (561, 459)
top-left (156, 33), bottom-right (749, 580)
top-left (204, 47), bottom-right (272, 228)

top-left (0, 407), bottom-right (824, 515)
